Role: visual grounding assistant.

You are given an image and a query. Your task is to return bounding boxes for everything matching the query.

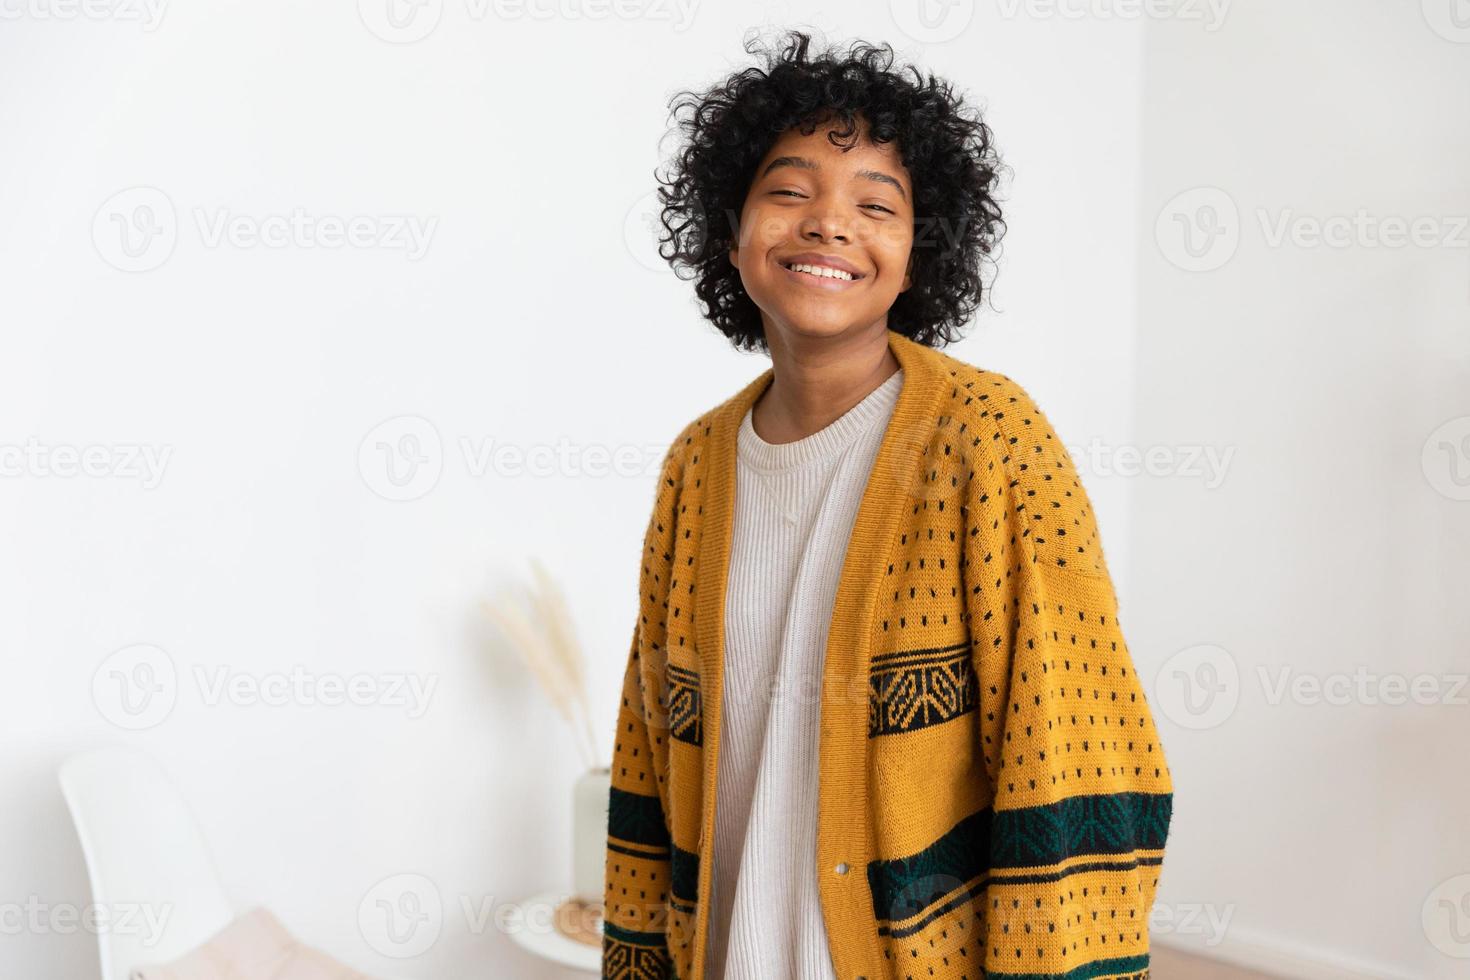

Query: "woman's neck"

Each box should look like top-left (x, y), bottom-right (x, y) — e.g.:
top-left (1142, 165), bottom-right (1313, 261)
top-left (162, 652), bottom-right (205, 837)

top-left (751, 325), bottom-right (901, 444)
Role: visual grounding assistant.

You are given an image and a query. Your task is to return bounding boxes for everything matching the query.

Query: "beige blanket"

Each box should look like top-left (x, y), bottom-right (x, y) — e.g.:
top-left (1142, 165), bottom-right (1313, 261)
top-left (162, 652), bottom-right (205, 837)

top-left (129, 907), bottom-right (377, 980)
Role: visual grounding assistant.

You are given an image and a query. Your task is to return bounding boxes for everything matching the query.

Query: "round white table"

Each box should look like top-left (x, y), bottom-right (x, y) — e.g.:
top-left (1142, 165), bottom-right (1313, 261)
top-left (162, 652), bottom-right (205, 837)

top-left (506, 892), bottom-right (601, 973)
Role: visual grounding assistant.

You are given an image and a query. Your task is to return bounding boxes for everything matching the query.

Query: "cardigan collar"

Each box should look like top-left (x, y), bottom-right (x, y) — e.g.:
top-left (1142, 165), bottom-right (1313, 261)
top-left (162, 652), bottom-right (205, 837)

top-left (687, 327), bottom-right (953, 979)
top-left (716, 327), bottom-right (948, 436)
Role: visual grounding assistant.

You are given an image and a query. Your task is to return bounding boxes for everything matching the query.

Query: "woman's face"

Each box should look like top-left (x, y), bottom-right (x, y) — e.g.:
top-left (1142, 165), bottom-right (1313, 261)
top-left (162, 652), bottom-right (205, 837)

top-left (729, 116), bottom-right (914, 348)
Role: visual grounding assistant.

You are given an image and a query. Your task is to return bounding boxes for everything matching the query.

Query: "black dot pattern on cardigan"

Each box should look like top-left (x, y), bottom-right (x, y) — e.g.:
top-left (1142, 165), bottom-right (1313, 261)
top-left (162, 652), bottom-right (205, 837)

top-left (603, 433), bottom-right (682, 975)
top-left (864, 364), bottom-right (1170, 979)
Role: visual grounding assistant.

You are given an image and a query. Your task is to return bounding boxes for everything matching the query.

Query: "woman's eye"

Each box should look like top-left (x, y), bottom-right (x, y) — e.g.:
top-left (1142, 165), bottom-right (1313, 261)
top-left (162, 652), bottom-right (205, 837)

top-left (771, 190), bottom-right (891, 214)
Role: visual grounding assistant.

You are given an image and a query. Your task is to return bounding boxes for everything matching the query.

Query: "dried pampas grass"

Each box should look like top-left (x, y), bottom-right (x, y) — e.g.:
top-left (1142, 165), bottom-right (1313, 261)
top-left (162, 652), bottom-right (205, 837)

top-left (481, 558), bottom-right (599, 768)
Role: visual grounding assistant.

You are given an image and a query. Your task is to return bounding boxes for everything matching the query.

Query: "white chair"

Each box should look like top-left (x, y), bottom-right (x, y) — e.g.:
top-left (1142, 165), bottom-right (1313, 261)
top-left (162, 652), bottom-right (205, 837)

top-left (58, 746), bottom-right (235, 980)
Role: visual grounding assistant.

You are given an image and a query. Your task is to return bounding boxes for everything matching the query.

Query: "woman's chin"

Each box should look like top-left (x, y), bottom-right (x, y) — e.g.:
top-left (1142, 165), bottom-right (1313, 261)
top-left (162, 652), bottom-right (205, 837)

top-left (770, 316), bottom-right (862, 343)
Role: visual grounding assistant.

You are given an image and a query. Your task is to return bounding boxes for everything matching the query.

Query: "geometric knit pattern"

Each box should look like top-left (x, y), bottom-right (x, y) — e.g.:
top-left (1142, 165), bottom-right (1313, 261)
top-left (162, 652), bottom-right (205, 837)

top-left (869, 639), bottom-right (978, 737)
top-left (603, 328), bottom-right (1175, 980)
top-left (664, 663), bottom-right (703, 747)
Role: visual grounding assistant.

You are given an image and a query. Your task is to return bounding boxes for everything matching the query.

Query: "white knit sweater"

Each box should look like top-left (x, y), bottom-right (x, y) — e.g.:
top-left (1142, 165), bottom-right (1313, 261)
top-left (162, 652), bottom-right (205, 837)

top-left (705, 366), bottom-right (904, 980)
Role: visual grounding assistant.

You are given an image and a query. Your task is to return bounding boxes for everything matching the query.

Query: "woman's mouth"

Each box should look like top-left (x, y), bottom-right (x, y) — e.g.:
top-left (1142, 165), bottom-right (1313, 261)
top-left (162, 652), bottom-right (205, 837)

top-left (777, 259), bottom-right (864, 289)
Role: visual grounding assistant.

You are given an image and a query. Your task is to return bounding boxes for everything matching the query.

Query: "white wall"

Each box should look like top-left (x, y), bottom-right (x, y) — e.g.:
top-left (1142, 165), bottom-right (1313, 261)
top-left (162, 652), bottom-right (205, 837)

top-left (1133, 1), bottom-right (1470, 977)
top-left (0, 4), bottom-right (1144, 977)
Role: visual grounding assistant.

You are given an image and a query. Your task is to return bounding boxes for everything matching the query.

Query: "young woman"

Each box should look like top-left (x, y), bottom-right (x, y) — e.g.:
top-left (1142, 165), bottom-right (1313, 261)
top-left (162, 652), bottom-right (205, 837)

top-left (603, 31), bottom-right (1174, 980)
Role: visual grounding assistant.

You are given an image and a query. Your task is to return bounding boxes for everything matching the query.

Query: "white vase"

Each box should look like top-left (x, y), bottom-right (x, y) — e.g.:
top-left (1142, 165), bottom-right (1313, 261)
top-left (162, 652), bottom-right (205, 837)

top-left (573, 765), bottom-right (612, 905)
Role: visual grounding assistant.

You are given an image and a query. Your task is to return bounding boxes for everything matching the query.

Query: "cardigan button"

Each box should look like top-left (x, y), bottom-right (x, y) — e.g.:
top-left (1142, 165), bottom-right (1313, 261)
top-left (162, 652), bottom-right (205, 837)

top-left (834, 862), bottom-right (849, 875)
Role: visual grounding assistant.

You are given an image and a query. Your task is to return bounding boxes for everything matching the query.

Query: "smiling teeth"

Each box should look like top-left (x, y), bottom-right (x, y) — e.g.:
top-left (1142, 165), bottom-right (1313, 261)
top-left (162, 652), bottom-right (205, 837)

top-left (787, 262), bottom-right (855, 281)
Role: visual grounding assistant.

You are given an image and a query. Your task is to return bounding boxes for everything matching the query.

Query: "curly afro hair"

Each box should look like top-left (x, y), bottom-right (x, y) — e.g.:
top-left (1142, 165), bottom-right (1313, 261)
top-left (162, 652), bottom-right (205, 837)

top-left (653, 28), bottom-right (1008, 353)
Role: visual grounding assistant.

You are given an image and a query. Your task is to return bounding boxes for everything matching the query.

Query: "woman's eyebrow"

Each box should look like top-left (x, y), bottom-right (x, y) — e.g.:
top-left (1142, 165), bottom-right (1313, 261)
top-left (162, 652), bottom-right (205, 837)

top-left (759, 155), bottom-right (909, 202)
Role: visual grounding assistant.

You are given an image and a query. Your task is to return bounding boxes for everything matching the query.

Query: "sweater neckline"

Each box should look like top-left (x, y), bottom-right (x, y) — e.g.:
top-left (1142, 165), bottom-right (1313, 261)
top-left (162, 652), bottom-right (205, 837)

top-left (736, 367), bottom-right (904, 473)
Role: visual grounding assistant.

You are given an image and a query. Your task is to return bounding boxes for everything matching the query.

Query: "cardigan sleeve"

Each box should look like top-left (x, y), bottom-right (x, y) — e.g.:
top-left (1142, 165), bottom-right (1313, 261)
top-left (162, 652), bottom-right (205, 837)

top-left (963, 388), bottom-right (1175, 980)
top-left (601, 438), bottom-right (685, 980)
top-left (601, 624), bottom-right (675, 978)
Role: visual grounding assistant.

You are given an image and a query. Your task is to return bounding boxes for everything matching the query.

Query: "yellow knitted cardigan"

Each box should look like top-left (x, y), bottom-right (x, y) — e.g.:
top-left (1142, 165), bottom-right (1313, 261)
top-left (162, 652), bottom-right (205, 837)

top-left (603, 329), bottom-right (1174, 980)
